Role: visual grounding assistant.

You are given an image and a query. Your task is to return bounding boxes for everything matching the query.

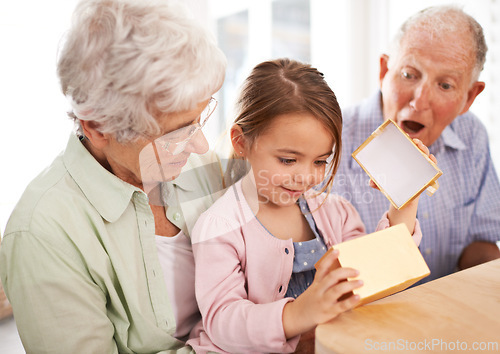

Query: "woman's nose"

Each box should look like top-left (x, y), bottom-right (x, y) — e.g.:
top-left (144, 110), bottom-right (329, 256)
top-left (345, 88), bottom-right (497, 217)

top-left (185, 129), bottom-right (209, 155)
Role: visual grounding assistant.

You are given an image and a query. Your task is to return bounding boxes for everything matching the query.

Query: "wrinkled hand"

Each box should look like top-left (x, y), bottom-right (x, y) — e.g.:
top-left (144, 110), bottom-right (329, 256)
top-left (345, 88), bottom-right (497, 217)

top-left (282, 249), bottom-right (362, 339)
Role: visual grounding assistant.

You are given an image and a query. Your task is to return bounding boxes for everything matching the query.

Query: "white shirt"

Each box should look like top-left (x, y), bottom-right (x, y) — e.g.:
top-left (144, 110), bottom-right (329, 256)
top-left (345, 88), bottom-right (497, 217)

top-left (155, 231), bottom-right (200, 340)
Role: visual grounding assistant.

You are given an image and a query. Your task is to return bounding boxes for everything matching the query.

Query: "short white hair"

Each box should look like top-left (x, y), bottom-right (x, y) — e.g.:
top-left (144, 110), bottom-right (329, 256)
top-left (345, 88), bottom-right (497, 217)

top-left (389, 5), bottom-right (487, 83)
top-left (58, 0), bottom-right (227, 142)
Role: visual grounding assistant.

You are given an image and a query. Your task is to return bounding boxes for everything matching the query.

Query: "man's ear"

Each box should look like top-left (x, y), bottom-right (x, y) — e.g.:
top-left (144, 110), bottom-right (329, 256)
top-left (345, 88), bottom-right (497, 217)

top-left (230, 124), bottom-right (246, 157)
top-left (460, 81), bottom-right (486, 115)
top-left (379, 54), bottom-right (390, 88)
top-left (80, 119), bottom-right (109, 149)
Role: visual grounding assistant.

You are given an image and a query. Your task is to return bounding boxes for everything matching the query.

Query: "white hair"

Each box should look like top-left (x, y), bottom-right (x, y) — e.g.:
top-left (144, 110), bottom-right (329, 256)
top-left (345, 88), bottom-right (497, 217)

top-left (389, 5), bottom-right (487, 83)
top-left (57, 0), bottom-right (227, 142)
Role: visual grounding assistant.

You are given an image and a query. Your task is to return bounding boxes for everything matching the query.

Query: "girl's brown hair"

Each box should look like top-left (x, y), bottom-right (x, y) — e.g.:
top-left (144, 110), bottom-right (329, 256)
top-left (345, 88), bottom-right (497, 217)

top-left (227, 58), bottom-right (342, 194)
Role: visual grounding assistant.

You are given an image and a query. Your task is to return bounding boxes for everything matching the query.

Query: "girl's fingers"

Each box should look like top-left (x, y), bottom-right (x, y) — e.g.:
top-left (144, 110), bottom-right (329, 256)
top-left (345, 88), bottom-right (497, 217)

top-left (369, 179), bottom-right (379, 190)
top-left (314, 266), bottom-right (361, 295)
top-left (314, 248), bottom-right (340, 281)
top-left (413, 138), bottom-right (438, 164)
top-left (413, 138), bottom-right (430, 156)
top-left (324, 274), bottom-right (363, 299)
top-left (315, 250), bottom-right (361, 287)
top-left (329, 292), bottom-right (361, 317)
top-left (318, 280), bottom-right (363, 321)
top-left (325, 266), bottom-right (360, 283)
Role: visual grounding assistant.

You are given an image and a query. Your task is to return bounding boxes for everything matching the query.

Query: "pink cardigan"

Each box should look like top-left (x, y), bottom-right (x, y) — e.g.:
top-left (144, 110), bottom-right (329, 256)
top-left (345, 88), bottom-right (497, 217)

top-left (187, 180), bottom-right (422, 353)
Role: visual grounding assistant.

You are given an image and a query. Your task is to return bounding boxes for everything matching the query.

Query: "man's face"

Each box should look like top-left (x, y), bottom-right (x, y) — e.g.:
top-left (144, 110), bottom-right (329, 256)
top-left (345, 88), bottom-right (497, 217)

top-left (379, 27), bottom-right (484, 147)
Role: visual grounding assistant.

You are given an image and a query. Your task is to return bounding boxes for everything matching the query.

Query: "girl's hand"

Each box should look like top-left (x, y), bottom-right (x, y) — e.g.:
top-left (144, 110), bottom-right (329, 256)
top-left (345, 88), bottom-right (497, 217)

top-left (412, 138), bottom-right (437, 164)
top-left (282, 249), bottom-right (362, 338)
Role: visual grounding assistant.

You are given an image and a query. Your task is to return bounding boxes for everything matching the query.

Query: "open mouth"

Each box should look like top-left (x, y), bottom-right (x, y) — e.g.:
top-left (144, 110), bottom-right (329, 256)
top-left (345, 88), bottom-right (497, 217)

top-left (401, 120), bottom-right (425, 134)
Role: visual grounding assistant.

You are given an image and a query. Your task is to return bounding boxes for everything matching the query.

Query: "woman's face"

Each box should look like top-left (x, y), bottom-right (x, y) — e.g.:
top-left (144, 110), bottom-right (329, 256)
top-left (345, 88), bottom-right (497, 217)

top-left (103, 98), bottom-right (212, 190)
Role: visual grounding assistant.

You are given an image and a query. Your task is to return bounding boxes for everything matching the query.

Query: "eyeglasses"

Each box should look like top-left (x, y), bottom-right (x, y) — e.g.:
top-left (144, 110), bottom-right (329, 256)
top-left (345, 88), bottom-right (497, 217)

top-left (159, 97), bottom-right (217, 155)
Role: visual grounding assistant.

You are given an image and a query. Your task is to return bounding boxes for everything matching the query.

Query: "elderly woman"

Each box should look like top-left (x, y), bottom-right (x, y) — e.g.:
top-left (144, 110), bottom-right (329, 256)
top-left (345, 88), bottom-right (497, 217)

top-left (0, 0), bottom-right (226, 352)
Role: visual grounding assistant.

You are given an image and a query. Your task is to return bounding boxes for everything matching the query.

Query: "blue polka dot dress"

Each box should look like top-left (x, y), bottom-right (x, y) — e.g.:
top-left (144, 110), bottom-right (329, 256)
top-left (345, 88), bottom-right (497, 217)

top-left (285, 196), bottom-right (328, 298)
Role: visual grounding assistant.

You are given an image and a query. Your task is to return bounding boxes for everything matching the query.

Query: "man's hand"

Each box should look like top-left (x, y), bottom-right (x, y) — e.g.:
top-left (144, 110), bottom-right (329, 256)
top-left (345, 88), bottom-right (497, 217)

top-left (458, 241), bottom-right (500, 270)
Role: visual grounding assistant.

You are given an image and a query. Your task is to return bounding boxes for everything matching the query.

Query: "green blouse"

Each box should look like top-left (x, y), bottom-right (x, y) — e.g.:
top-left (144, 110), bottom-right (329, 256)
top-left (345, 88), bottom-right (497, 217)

top-left (0, 134), bottom-right (224, 353)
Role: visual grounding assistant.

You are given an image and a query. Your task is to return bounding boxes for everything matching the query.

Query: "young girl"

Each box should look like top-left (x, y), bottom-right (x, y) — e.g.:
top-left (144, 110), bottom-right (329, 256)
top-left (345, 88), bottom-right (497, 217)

top-left (187, 58), bottom-right (429, 353)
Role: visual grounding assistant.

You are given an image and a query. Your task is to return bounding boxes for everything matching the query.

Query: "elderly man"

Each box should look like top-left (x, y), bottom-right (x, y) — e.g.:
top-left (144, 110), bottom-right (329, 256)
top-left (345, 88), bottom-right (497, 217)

top-left (334, 5), bottom-right (500, 283)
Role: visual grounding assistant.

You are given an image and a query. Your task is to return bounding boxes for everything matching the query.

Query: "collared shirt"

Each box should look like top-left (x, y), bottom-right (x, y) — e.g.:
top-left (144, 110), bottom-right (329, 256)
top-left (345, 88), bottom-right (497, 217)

top-left (164, 153), bottom-right (225, 237)
top-left (334, 91), bottom-right (500, 283)
top-left (0, 134), bottom-right (223, 353)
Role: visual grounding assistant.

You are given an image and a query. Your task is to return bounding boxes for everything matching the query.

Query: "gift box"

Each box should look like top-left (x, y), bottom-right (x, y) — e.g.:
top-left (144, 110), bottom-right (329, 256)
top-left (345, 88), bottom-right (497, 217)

top-left (315, 224), bottom-right (430, 306)
top-left (352, 119), bottom-right (442, 209)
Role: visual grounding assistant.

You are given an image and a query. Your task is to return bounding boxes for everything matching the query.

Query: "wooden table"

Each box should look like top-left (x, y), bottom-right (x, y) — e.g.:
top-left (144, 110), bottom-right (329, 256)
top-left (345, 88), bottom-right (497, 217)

top-left (316, 259), bottom-right (500, 353)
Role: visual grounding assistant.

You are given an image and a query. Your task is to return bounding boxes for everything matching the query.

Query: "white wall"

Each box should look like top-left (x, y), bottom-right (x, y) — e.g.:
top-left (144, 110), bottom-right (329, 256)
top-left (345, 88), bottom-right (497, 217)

top-left (0, 2), bottom-right (78, 233)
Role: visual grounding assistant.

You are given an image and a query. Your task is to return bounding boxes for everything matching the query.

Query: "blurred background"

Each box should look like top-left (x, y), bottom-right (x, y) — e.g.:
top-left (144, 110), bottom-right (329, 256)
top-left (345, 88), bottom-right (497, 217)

top-left (1, 0), bottom-right (499, 233)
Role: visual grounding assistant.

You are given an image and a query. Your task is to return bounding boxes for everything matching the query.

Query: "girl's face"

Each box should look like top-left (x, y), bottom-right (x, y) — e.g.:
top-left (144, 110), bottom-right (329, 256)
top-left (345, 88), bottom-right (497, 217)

top-left (241, 113), bottom-right (334, 209)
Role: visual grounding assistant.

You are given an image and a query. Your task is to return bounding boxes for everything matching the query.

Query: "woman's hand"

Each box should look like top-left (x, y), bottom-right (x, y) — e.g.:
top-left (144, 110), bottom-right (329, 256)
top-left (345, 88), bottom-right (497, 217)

top-left (282, 249), bottom-right (362, 339)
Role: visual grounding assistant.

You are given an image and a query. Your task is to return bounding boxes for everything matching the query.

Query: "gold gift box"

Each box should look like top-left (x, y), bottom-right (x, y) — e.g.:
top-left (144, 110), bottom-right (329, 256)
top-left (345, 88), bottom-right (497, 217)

top-left (352, 119), bottom-right (442, 209)
top-left (315, 224), bottom-right (430, 306)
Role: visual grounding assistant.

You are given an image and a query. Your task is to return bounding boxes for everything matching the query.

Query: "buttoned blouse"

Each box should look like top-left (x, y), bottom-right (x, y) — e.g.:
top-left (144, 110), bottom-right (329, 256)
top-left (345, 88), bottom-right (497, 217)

top-left (0, 134), bottom-right (224, 353)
